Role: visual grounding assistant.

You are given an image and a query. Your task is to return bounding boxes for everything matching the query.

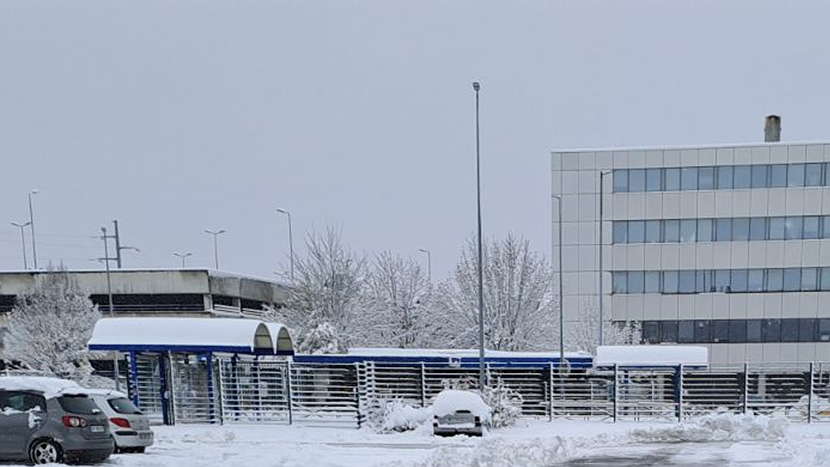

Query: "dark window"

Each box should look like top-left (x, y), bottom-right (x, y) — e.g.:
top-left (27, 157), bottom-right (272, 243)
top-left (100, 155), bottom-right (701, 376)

top-left (769, 217), bottom-right (785, 240)
top-left (660, 321), bottom-right (678, 343)
top-left (665, 168), bottom-right (681, 191)
top-left (770, 164), bottom-right (788, 187)
top-left (694, 320), bottom-right (712, 343)
top-left (806, 163), bottom-right (823, 186)
top-left (713, 320), bottom-right (729, 343)
top-left (733, 165), bottom-right (751, 189)
top-left (697, 270), bottom-right (712, 293)
top-left (108, 397), bottom-right (141, 415)
top-left (699, 167), bottom-right (715, 190)
top-left (804, 216), bottom-right (820, 239)
top-left (613, 170), bottom-right (628, 192)
top-left (2, 391), bottom-right (46, 413)
top-left (785, 217), bottom-right (803, 240)
top-left (678, 271), bottom-right (696, 293)
top-left (819, 319), bottom-right (830, 342)
top-left (749, 218), bottom-right (766, 240)
top-left (729, 320), bottom-right (747, 343)
top-left (680, 220), bottom-right (697, 243)
top-left (826, 162), bottom-right (830, 187)
top-left (788, 164), bottom-right (805, 187)
top-left (731, 269), bottom-right (748, 292)
top-left (717, 166), bottom-right (733, 189)
top-left (823, 216), bottom-right (830, 239)
top-left (822, 268), bottom-right (830, 291)
top-left (781, 319), bottom-right (800, 342)
top-left (678, 321), bottom-right (695, 343)
top-left (613, 222), bottom-right (628, 244)
top-left (783, 268), bottom-right (801, 291)
top-left (715, 270), bottom-right (731, 292)
top-left (762, 319), bottom-right (782, 342)
top-left (716, 218), bottom-right (732, 241)
top-left (732, 218), bottom-right (750, 241)
top-left (767, 269), bottom-right (784, 292)
top-left (628, 271), bottom-right (645, 294)
top-left (698, 219), bottom-right (713, 242)
top-left (645, 220), bottom-right (661, 243)
top-left (746, 319), bottom-right (763, 343)
top-left (664, 220), bottom-right (680, 243)
top-left (612, 272), bottom-right (627, 294)
top-left (644, 272), bottom-right (661, 293)
top-left (799, 318), bottom-right (817, 343)
top-left (803, 268), bottom-right (819, 291)
top-left (628, 220), bottom-right (645, 243)
top-left (751, 165), bottom-right (768, 188)
top-left (642, 321), bottom-right (660, 344)
top-left (663, 271), bottom-right (678, 294)
top-left (681, 167), bottom-right (698, 190)
top-left (646, 168), bottom-right (662, 191)
top-left (58, 395), bottom-right (100, 415)
top-left (747, 269), bottom-right (764, 292)
top-left (629, 169), bottom-right (646, 192)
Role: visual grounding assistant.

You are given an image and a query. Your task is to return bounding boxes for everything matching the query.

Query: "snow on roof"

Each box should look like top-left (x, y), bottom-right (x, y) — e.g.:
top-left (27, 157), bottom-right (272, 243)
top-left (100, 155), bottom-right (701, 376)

top-left (0, 377), bottom-right (86, 399)
top-left (88, 317), bottom-right (293, 355)
top-left (595, 345), bottom-right (709, 367)
top-left (551, 140), bottom-right (830, 154)
top-left (432, 390), bottom-right (491, 421)
top-left (264, 322), bottom-right (294, 354)
top-left (82, 388), bottom-right (129, 399)
top-left (347, 348), bottom-right (591, 359)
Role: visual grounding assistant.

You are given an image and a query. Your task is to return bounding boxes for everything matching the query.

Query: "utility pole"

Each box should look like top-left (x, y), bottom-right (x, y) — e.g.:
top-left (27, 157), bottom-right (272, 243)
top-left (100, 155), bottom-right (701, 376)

top-left (111, 220), bottom-right (139, 268)
top-left (276, 209), bottom-right (294, 282)
top-left (100, 227), bottom-right (121, 392)
top-left (10, 221), bottom-right (31, 269)
top-left (28, 190), bottom-right (39, 269)
top-left (418, 248), bottom-right (432, 284)
top-left (473, 81), bottom-right (486, 389)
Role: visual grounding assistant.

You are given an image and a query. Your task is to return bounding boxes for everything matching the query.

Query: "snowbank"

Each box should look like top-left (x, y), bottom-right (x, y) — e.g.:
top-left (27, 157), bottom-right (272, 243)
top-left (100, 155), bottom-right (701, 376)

top-left (630, 412), bottom-right (787, 443)
top-left (379, 400), bottom-right (432, 433)
top-left (432, 390), bottom-right (491, 422)
top-left (0, 376), bottom-right (85, 398)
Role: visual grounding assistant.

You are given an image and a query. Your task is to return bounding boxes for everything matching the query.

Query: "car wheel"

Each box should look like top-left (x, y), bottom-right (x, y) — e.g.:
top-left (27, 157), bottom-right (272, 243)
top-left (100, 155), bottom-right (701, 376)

top-left (134, 447), bottom-right (146, 454)
top-left (30, 439), bottom-right (62, 465)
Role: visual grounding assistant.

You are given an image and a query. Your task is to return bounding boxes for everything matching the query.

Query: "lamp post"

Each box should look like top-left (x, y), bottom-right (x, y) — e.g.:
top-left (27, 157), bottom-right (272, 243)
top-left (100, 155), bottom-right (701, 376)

top-left (28, 190), bottom-right (39, 269)
top-left (418, 248), bottom-right (431, 284)
top-left (204, 229), bottom-right (226, 269)
top-left (473, 81), bottom-right (486, 388)
top-left (598, 170), bottom-right (611, 346)
top-left (551, 195), bottom-right (564, 369)
top-left (276, 209), bottom-right (294, 282)
top-left (174, 252), bottom-right (193, 268)
top-left (100, 227), bottom-right (121, 392)
top-left (10, 221), bottom-right (31, 269)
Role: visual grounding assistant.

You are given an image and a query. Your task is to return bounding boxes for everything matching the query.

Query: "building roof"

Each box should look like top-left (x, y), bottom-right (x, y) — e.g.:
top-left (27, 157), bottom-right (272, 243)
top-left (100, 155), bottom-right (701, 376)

top-left (551, 140), bottom-right (830, 154)
top-left (88, 317), bottom-right (294, 355)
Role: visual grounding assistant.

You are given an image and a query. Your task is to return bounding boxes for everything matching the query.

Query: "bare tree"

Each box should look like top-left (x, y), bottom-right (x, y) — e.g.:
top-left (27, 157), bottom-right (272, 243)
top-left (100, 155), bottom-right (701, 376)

top-left (356, 251), bottom-right (433, 348)
top-left (5, 269), bottom-right (101, 380)
top-left (268, 226), bottom-right (365, 353)
top-left (435, 234), bottom-right (554, 351)
top-left (568, 299), bottom-right (641, 354)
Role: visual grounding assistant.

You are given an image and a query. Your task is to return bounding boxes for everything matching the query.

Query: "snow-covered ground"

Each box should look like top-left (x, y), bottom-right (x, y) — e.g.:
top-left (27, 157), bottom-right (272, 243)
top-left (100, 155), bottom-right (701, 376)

top-left (10, 415), bottom-right (830, 466)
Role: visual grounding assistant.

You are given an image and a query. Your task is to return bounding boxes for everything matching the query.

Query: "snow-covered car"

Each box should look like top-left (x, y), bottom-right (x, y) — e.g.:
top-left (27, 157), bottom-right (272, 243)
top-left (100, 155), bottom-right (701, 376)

top-left (432, 389), bottom-right (490, 437)
top-left (85, 390), bottom-right (154, 453)
top-left (0, 376), bottom-right (114, 464)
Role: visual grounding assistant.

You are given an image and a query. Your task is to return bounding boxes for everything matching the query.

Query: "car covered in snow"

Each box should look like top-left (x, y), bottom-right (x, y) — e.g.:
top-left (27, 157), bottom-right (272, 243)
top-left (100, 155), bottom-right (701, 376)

top-left (0, 376), bottom-right (114, 464)
top-left (432, 389), bottom-right (490, 437)
top-left (85, 389), bottom-right (153, 453)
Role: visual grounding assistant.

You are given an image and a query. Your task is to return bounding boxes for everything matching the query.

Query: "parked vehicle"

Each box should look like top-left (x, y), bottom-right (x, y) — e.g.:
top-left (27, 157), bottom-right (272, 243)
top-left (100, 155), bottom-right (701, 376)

top-left (0, 377), bottom-right (114, 464)
top-left (85, 389), bottom-right (153, 453)
top-left (432, 389), bottom-right (491, 437)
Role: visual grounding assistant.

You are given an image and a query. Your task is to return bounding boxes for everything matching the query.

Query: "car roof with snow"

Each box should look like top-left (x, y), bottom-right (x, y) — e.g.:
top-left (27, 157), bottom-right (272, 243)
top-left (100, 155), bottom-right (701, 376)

top-left (432, 390), bottom-right (491, 420)
top-left (0, 376), bottom-right (88, 399)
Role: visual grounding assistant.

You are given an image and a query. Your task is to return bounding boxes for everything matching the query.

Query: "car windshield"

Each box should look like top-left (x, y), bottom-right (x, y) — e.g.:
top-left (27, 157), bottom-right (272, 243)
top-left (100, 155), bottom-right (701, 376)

top-left (57, 395), bottom-right (101, 415)
top-left (108, 397), bottom-right (141, 415)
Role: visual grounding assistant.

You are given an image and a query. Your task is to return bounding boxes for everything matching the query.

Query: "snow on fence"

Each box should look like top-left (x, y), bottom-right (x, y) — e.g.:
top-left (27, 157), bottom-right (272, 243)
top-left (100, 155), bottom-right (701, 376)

top-left (111, 355), bottom-right (830, 427)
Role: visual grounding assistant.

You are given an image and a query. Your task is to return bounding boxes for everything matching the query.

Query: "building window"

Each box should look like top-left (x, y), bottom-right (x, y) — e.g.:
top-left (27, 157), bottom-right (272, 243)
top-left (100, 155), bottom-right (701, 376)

top-left (645, 220), bottom-right (661, 243)
top-left (646, 168), bottom-right (662, 191)
top-left (806, 163), bottom-right (824, 186)
top-left (613, 170), bottom-right (628, 192)
top-left (629, 169), bottom-right (646, 192)
top-left (610, 267), bottom-right (830, 295)
top-left (770, 164), bottom-right (787, 187)
top-left (665, 168), bottom-right (681, 191)
top-left (788, 164), bottom-right (806, 187)
top-left (681, 167), bottom-right (698, 191)
top-left (640, 318), bottom-right (830, 344)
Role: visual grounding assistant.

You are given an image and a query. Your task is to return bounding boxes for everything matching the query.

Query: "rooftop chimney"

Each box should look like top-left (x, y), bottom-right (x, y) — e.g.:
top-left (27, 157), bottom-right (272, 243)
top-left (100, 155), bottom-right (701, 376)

top-left (764, 115), bottom-right (781, 143)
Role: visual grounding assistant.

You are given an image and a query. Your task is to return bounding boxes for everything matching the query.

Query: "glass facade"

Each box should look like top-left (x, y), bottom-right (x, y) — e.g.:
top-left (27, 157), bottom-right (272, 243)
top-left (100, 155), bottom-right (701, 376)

top-left (612, 216), bottom-right (830, 244)
top-left (612, 267), bottom-right (830, 294)
top-left (613, 163), bottom-right (830, 192)
top-left (637, 318), bottom-right (830, 344)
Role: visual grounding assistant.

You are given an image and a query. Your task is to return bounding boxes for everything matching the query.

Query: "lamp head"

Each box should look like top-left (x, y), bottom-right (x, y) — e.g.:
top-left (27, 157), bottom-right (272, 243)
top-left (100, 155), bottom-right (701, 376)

top-left (472, 82), bottom-right (480, 92)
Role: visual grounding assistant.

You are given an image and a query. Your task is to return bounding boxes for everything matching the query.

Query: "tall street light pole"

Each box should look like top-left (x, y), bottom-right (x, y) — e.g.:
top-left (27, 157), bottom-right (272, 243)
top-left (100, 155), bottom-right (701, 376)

top-left (100, 227), bottom-right (121, 392)
top-left (204, 229), bottom-right (226, 269)
top-left (28, 190), bottom-right (39, 269)
top-left (10, 221), bottom-right (31, 269)
top-left (473, 81), bottom-right (486, 388)
top-left (598, 170), bottom-right (611, 346)
top-left (276, 209), bottom-right (294, 282)
top-left (174, 252), bottom-right (193, 268)
top-left (551, 195), bottom-right (564, 369)
top-left (418, 248), bottom-right (431, 284)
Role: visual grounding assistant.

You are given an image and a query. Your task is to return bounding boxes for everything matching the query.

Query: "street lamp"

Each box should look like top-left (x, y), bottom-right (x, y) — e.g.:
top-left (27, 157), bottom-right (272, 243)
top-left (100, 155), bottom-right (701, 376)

top-left (174, 252), bottom-right (193, 268)
top-left (28, 190), bottom-right (39, 269)
top-left (598, 170), bottom-right (611, 346)
top-left (204, 229), bottom-right (226, 269)
top-left (473, 81), bottom-right (486, 388)
top-left (10, 221), bottom-right (31, 269)
top-left (551, 195), bottom-right (564, 369)
top-left (418, 248), bottom-right (431, 284)
top-left (276, 209), bottom-right (294, 282)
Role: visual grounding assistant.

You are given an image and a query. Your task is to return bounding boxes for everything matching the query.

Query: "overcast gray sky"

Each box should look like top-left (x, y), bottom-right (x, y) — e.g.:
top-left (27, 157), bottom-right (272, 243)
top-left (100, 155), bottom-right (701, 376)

top-left (1, 1), bottom-right (829, 281)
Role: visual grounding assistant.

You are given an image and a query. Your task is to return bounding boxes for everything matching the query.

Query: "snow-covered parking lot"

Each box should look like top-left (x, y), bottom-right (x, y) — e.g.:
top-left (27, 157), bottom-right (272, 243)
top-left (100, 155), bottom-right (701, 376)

top-left (12, 414), bottom-right (829, 467)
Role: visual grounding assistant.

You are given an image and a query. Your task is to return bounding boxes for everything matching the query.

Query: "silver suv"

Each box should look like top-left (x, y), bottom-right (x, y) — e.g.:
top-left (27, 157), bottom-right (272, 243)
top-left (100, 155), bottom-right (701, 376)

top-left (0, 378), bottom-right (114, 464)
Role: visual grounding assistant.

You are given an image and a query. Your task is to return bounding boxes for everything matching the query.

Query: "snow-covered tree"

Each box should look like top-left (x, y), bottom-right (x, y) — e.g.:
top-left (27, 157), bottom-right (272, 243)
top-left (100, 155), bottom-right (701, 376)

top-left (5, 269), bottom-right (102, 380)
top-left (269, 226), bottom-right (366, 353)
top-left (434, 234), bottom-right (554, 351)
top-left (356, 251), bottom-right (432, 348)
top-left (567, 299), bottom-right (641, 354)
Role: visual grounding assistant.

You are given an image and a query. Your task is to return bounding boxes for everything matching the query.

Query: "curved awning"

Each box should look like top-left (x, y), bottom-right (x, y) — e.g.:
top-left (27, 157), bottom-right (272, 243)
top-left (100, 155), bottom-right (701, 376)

top-left (88, 317), bottom-right (294, 355)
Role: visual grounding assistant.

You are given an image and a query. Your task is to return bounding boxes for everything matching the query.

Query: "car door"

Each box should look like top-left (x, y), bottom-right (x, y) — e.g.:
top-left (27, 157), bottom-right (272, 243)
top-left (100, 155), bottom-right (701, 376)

top-left (0, 391), bottom-right (47, 457)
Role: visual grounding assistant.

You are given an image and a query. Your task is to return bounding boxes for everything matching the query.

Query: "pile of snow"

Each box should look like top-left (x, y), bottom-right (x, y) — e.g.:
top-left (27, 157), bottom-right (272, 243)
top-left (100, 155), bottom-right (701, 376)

top-left (630, 411), bottom-right (787, 443)
top-left (408, 436), bottom-right (576, 467)
top-left (480, 379), bottom-right (523, 428)
top-left (0, 376), bottom-right (85, 399)
top-left (376, 399), bottom-right (432, 433)
top-left (432, 390), bottom-right (491, 423)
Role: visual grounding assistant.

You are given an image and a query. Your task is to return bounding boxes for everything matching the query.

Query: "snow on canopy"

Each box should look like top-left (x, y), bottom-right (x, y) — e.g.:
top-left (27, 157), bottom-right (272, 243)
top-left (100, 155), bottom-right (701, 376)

top-left (0, 376), bottom-right (86, 399)
top-left (88, 317), bottom-right (294, 355)
top-left (595, 345), bottom-right (708, 367)
top-left (432, 390), bottom-right (491, 421)
top-left (347, 348), bottom-right (591, 359)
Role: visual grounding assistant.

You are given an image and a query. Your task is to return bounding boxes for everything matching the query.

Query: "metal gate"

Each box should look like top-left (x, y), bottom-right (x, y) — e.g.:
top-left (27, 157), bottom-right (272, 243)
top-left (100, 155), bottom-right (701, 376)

top-left (218, 357), bottom-right (291, 424)
top-left (132, 353), bottom-right (165, 425)
top-left (170, 353), bottom-right (217, 424)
